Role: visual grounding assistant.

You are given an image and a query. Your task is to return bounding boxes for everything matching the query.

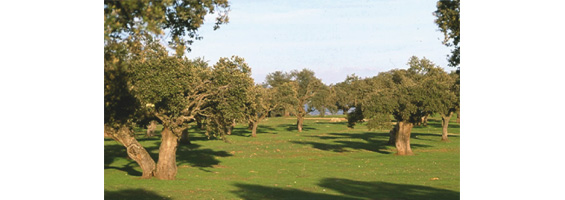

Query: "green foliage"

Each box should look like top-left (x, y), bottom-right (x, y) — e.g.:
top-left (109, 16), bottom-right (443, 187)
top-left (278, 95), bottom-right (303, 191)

top-left (265, 71), bottom-right (292, 88)
top-left (308, 84), bottom-right (337, 116)
top-left (204, 56), bottom-right (254, 139)
top-left (104, 43), bottom-right (139, 128)
top-left (104, 0), bottom-right (230, 55)
top-left (345, 56), bottom-right (454, 130)
top-left (434, 0), bottom-right (460, 68)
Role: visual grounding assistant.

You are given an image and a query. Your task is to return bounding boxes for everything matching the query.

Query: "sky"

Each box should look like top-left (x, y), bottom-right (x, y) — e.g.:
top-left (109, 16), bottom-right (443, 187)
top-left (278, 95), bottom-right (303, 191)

top-left (185, 0), bottom-right (454, 85)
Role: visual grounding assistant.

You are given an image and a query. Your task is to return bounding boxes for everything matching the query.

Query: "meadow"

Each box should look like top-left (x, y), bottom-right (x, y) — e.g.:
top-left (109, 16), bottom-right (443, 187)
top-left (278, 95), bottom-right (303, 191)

top-left (104, 115), bottom-right (459, 200)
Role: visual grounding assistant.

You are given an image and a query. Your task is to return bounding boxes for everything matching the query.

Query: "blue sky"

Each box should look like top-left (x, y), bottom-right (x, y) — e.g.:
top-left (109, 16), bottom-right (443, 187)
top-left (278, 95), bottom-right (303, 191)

top-left (185, 0), bottom-right (453, 84)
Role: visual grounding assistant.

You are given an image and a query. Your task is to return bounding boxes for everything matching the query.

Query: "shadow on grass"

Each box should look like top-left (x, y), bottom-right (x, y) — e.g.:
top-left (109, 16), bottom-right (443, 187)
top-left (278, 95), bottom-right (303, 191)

top-left (314, 121), bottom-right (348, 126)
top-left (420, 119), bottom-right (460, 129)
top-left (411, 132), bottom-right (460, 141)
top-left (104, 144), bottom-right (145, 176)
top-left (292, 132), bottom-right (431, 154)
top-left (232, 178), bottom-right (459, 200)
top-left (277, 123), bottom-right (317, 132)
top-left (105, 189), bottom-right (171, 200)
top-left (319, 178), bottom-right (460, 200)
top-left (105, 137), bottom-right (232, 175)
top-left (176, 143), bottom-right (232, 169)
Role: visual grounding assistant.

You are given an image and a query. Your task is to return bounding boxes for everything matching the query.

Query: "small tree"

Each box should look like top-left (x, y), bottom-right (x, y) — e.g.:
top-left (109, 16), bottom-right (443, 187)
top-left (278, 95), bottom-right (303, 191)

top-left (265, 71), bottom-right (293, 116)
top-left (247, 85), bottom-right (279, 137)
top-left (308, 84), bottom-right (336, 117)
top-left (290, 69), bottom-right (324, 132)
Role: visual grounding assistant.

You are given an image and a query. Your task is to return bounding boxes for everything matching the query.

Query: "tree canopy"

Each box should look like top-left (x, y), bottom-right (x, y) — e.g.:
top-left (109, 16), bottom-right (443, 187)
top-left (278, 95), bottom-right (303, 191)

top-left (104, 0), bottom-right (230, 55)
top-left (433, 0), bottom-right (460, 68)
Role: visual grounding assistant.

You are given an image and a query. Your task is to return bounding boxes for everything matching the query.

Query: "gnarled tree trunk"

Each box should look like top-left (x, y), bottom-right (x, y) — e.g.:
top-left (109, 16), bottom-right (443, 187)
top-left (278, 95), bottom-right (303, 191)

top-left (441, 112), bottom-right (453, 141)
top-left (395, 121), bottom-right (414, 155)
top-left (155, 127), bottom-right (179, 180)
top-left (105, 125), bottom-right (156, 178)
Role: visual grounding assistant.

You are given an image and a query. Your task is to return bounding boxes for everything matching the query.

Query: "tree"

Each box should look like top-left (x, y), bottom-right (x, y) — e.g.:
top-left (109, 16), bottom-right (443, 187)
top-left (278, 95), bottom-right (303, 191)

top-left (246, 85), bottom-right (280, 137)
top-left (201, 56), bottom-right (254, 140)
top-left (289, 69), bottom-right (324, 132)
top-left (361, 56), bottom-right (443, 155)
top-left (130, 54), bottom-right (212, 180)
top-left (265, 71), bottom-right (293, 117)
top-left (104, 0), bottom-right (232, 180)
top-left (308, 84), bottom-right (337, 117)
top-left (104, 39), bottom-right (157, 178)
top-left (410, 58), bottom-right (459, 141)
top-left (334, 74), bottom-right (361, 115)
top-left (433, 0), bottom-right (460, 69)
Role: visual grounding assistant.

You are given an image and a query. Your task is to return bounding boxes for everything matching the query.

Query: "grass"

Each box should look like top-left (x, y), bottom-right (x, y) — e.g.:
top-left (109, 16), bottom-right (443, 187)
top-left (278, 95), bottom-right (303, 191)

top-left (105, 115), bottom-right (459, 200)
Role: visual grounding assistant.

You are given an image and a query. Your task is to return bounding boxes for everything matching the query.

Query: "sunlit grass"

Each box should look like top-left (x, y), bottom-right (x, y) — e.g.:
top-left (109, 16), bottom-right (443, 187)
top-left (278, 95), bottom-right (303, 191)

top-left (105, 115), bottom-right (459, 200)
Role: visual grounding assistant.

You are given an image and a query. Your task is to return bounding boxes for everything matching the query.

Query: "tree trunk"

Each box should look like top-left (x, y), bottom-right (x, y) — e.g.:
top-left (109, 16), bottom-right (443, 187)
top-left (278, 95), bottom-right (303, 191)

top-left (179, 128), bottom-right (191, 145)
top-left (456, 110), bottom-right (460, 124)
top-left (155, 127), bottom-right (179, 180)
top-left (146, 120), bottom-right (157, 137)
top-left (422, 114), bottom-right (429, 126)
top-left (441, 112), bottom-right (453, 141)
top-left (395, 121), bottom-right (414, 155)
top-left (297, 115), bottom-right (304, 132)
top-left (251, 121), bottom-right (258, 137)
top-left (105, 125), bottom-right (156, 178)
top-left (284, 110), bottom-right (290, 117)
top-left (387, 123), bottom-right (399, 145)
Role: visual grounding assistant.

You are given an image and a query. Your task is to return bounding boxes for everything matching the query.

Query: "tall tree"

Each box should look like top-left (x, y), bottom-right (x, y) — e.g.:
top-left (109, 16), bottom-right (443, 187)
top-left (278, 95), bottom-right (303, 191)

top-left (104, 0), bottom-right (232, 180)
top-left (130, 54), bottom-right (212, 180)
top-left (434, 0), bottom-right (460, 69)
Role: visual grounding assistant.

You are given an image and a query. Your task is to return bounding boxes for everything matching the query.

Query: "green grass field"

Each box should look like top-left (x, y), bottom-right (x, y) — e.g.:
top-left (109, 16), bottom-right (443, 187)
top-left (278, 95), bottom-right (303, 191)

top-left (104, 115), bottom-right (460, 200)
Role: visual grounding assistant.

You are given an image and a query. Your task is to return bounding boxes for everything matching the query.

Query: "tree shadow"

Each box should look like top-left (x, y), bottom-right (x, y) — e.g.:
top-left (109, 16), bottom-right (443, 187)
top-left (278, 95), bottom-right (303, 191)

top-left (292, 132), bottom-right (431, 154)
top-left (176, 143), bottom-right (232, 170)
top-left (421, 119), bottom-right (460, 129)
top-left (314, 121), bottom-right (347, 126)
top-left (231, 183), bottom-right (358, 200)
top-left (277, 123), bottom-right (317, 132)
top-left (232, 178), bottom-right (459, 200)
top-left (411, 132), bottom-right (460, 141)
top-left (104, 144), bottom-right (143, 176)
top-left (104, 189), bottom-right (172, 200)
top-left (319, 178), bottom-right (459, 200)
top-left (230, 124), bottom-right (279, 137)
